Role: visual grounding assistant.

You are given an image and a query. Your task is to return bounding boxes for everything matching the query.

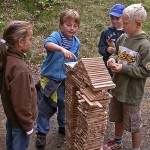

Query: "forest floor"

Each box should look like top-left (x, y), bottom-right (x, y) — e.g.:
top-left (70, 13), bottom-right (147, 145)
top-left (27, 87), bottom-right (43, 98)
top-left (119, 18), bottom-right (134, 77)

top-left (1, 77), bottom-right (150, 150)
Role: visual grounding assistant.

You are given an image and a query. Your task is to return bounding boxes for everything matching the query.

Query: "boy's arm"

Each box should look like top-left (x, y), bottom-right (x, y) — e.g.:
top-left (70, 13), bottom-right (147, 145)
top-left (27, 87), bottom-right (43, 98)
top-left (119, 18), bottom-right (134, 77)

top-left (98, 31), bottom-right (112, 57)
top-left (121, 44), bottom-right (150, 78)
top-left (45, 42), bottom-right (77, 60)
top-left (107, 37), bottom-right (121, 71)
top-left (108, 35), bottom-right (122, 61)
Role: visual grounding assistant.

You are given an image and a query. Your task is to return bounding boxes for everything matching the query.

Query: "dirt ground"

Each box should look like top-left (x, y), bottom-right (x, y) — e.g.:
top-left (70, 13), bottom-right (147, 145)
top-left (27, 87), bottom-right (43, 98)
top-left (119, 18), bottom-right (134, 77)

top-left (1, 78), bottom-right (150, 150)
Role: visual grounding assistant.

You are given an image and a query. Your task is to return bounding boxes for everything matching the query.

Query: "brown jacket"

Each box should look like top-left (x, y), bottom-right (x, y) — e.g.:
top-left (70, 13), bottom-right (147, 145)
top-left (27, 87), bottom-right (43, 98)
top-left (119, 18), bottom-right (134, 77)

top-left (0, 48), bottom-right (37, 133)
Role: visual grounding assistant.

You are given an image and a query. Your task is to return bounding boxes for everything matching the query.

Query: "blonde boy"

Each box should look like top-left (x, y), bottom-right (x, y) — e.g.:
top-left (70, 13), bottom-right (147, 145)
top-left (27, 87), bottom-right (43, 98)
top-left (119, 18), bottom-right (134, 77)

top-left (101, 4), bottom-right (150, 150)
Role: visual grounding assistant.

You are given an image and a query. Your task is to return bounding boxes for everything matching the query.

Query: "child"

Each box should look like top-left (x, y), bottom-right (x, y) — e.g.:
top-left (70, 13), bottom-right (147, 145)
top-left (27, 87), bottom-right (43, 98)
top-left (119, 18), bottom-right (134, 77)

top-left (0, 21), bottom-right (37, 150)
top-left (35, 9), bottom-right (80, 148)
top-left (101, 4), bottom-right (150, 150)
top-left (98, 4), bottom-right (125, 76)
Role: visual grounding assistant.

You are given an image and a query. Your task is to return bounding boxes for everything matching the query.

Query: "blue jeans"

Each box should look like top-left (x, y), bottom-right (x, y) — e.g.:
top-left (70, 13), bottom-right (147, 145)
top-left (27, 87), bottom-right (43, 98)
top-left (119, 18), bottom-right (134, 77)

top-left (6, 120), bottom-right (29, 150)
top-left (36, 82), bottom-right (65, 134)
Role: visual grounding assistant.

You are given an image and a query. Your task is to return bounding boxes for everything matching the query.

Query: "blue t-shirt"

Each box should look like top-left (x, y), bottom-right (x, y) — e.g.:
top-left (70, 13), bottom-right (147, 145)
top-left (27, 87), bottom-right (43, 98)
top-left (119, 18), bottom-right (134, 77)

top-left (41, 31), bottom-right (80, 81)
top-left (60, 33), bottom-right (73, 51)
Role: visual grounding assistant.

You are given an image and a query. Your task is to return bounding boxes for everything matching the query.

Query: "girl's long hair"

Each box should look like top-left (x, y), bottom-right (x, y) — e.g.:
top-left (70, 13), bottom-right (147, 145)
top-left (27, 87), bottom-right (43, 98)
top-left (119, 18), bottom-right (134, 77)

top-left (0, 41), bottom-right (7, 71)
top-left (0, 21), bottom-right (32, 71)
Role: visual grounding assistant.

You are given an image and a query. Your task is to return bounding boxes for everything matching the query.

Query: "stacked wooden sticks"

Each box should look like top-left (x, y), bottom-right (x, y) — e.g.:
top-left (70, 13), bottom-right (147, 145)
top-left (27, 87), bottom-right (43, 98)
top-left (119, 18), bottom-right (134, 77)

top-left (65, 57), bottom-right (115, 150)
top-left (65, 72), bottom-right (79, 148)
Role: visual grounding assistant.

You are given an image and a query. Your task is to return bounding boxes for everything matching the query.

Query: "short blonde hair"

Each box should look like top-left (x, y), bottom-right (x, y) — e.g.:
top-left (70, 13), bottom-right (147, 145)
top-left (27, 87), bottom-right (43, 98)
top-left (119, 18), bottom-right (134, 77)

top-left (59, 9), bottom-right (80, 26)
top-left (122, 3), bottom-right (147, 23)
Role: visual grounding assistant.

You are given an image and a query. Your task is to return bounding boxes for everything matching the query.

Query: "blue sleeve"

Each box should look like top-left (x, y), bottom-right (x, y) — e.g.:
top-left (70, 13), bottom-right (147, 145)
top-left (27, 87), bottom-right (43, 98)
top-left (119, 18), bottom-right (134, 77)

top-left (98, 30), bottom-right (110, 57)
top-left (66, 36), bottom-right (80, 62)
top-left (44, 32), bottom-right (61, 48)
top-left (75, 38), bottom-right (80, 58)
top-left (72, 36), bottom-right (80, 58)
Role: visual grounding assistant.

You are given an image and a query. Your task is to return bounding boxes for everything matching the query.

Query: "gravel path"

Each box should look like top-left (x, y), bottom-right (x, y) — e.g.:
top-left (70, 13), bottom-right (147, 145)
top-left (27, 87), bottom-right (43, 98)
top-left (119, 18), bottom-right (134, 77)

top-left (0, 78), bottom-right (150, 150)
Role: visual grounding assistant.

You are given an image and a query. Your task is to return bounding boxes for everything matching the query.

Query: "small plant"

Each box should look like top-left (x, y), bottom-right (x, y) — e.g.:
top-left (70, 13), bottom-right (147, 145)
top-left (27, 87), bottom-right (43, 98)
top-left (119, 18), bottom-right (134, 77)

top-left (36, 0), bottom-right (53, 10)
top-left (0, 21), bottom-right (5, 31)
top-left (35, 0), bottom-right (62, 11)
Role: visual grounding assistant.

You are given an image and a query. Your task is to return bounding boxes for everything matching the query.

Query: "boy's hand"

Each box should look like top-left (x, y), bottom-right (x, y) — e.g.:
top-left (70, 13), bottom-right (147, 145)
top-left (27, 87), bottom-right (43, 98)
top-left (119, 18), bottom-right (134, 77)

top-left (107, 47), bottom-right (115, 54)
top-left (111, 63), bottom-right (122, 72)
top-left (107, 58), bottom-right (116, 68)
top-left (61, 47), bottom-right (77, 60)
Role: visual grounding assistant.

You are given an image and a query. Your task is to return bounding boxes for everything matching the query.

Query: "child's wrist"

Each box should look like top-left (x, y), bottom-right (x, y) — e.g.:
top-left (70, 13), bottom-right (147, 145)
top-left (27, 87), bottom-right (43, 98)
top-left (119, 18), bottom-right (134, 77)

top-left (59, 47), bottom-right (64, 53)
top-left (26, 128), bottom-right (34, 135)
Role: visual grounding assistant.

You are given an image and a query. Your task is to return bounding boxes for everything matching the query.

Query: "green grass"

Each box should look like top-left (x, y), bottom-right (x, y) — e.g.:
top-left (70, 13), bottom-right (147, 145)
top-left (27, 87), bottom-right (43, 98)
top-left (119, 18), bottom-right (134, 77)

top-left (0, 0), bottom-right (150, 63)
